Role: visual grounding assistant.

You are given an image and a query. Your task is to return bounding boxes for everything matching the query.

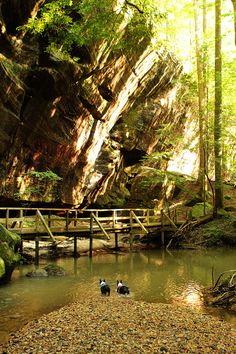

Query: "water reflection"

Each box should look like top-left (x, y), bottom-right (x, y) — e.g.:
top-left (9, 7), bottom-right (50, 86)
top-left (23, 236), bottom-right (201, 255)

top-left (0, 248), bottom-right (235, 343)
top-left (174, 282), bottom-right (204, 308)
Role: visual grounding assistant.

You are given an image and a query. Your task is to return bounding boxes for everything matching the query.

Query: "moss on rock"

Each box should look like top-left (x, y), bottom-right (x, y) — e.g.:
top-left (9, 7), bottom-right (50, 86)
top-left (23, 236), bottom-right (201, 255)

top-left (0, 257), bottom-right (5, 277)
top-left (44, 264), bottom-right (65, 276)
top-left (0, 224), bottom-right (21, 284)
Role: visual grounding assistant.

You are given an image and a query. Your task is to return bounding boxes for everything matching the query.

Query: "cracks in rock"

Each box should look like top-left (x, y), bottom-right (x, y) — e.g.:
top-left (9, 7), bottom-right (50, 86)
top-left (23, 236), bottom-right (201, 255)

top-left (78, 95), bottom-right (105, 122)
top-left (98, 84), bottom-right (114, 102)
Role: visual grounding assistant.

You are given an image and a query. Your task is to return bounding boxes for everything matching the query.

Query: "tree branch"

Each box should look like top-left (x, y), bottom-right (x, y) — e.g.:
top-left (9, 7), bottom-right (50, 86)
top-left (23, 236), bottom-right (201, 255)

top-left (125, 0), bottom-right (144, 14)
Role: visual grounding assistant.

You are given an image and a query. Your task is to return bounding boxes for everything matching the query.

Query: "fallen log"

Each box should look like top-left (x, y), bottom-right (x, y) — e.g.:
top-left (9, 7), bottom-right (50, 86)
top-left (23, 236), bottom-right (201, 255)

top-left (166, 214), bottom-right (213, 249)
top-left (203, 270), bottom-right (236, 308)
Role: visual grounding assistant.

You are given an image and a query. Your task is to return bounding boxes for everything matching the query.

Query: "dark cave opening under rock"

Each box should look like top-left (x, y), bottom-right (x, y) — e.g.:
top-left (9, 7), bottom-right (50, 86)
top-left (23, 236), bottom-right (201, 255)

top-left (121, 148), bottom-right (146, 167)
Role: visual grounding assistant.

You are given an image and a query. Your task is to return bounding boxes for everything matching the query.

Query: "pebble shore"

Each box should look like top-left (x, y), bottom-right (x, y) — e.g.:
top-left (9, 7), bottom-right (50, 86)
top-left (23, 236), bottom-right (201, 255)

top-left (1, 292), bottom-right (236, 354)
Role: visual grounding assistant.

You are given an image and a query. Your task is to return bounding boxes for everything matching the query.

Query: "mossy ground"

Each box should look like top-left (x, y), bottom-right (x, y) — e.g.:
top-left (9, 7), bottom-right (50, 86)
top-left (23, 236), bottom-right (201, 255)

top-left (177, 183), bottom-right (236, 248)
top-left (184, 214), bottom-right (236, 247)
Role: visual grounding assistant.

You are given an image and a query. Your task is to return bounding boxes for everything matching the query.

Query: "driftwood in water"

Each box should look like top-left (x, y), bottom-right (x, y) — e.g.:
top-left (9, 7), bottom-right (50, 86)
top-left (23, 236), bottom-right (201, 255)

top-left (166, 214), bottom-right (213, 249)
top-left (204, 270), bottom-right (236, 308)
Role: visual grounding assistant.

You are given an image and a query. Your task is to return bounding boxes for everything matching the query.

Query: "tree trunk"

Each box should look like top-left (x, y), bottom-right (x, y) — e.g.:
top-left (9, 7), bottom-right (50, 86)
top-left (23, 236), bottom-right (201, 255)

top-left (231, 0), bottom-right (236, 45)
top-left (214, 0), bottom-right (223, 215)
top-left (193, 0), bottom-right (208, 201)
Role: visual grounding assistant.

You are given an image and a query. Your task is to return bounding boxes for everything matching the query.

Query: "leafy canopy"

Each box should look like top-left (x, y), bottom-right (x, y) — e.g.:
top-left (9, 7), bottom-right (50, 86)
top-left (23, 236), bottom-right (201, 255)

top-left (21, 0), bottom-right (166, 60)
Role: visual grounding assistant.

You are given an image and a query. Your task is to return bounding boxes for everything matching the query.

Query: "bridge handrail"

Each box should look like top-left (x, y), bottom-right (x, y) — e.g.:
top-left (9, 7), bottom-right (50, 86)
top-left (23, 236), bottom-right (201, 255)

top-left (0, 205), bottom-right (189, 236)
top-left (0, 207), bottom-right (157, 212)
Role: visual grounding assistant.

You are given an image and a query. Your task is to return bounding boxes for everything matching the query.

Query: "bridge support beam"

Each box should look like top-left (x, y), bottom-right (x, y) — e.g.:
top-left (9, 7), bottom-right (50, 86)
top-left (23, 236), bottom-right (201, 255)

top-left (89, 213), bottom-right (93, 258)
top-left (161, 230), bottom-right (165, 247)
top-left (19, 239), bottom-right (23, 254)
top-left (35, 237), bottom-right (39, 265)
top-left (73, 236), bottom-right (78, 258)
top-left (115, 232), bottom-right (118, 250)
top-left (161, 210), bottom-right (165, 247)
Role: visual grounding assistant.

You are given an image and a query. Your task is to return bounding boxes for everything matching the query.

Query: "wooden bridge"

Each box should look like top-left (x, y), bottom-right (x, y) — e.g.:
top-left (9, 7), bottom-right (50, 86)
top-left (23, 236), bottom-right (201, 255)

top-left (0, 206), bottom-right (190, 259)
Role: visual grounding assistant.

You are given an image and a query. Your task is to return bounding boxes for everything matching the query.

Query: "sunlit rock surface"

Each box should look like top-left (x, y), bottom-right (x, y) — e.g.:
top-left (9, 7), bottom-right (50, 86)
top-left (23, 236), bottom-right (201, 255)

top-left (0, 1), bottom-right (197, 207)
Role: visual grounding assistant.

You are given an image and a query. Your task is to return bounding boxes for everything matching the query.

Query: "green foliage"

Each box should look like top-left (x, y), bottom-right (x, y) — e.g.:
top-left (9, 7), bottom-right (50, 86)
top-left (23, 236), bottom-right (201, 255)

top-left (224, 194), bottom-right (231, 200)
top-left (19, 0), bottom-right (123, 58)
top-left (0, 224), bottom-right (21, 246)
top-left (0, 224), bottom-right (21, 269)
top-left (44, 264), bottom-right (65, 276)
top-left (14, 170), bottom-right (63, 201)
top-left (138, 169), bottom-right (164, 189)
top-left (121, 106), bottom-right (146, 133)
top-left (23, 186), bottom-right (40, 194)
top-left (120, 14), bottom-right (150, 53)
top-left (96, 187), bottom-right (129, 208)
top-left (142, 123), bottom-right (182, 165)
top-left (198, 214), bottom-right (236, 246)
top-left (0, 258), bottom-right (5, 278)
top-left (139, 169), bottom-right (192, 192)
top-left (0, 55), bottom-right (26, 87)
top-left (177, 73), bottom-right (198, 105)
top-left (24, 170), bottom-right (62, 181)
top-left (191, 202), bottom-right (213, 218)
top-left (19, 0), bottom-right (166, 60)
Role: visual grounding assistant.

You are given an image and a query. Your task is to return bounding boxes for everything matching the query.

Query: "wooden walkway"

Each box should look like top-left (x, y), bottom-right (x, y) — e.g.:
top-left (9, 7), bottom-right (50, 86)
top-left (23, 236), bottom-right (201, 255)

top-left (0, 206), bottom-right (190, 259)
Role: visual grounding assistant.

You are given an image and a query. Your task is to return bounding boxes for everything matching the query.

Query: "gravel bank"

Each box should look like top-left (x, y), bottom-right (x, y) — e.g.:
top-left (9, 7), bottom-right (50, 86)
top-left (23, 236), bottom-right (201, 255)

top-left (1, 293), bottom-right (236, 354)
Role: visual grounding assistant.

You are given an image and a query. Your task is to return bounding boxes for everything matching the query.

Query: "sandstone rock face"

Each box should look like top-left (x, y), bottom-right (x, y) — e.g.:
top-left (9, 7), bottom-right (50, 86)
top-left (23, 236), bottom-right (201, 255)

top-left (0, 1), bottom-right (195, 207)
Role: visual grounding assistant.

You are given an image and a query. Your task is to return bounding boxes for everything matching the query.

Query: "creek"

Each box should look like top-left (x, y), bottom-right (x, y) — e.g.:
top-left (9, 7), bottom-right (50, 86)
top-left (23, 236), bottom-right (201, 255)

top-left (0, 247), bottom-right (235, 344)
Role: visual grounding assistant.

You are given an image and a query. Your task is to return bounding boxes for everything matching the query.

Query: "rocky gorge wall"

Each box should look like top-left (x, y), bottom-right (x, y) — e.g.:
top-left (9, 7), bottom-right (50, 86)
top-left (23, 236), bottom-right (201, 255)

top-left (0, 0), bottom-right (198, 208)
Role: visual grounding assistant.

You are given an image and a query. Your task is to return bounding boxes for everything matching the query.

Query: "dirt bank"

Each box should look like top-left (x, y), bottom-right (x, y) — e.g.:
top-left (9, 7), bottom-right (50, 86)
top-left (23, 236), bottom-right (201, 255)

top-left (1, 293), bottom-right (235, 353)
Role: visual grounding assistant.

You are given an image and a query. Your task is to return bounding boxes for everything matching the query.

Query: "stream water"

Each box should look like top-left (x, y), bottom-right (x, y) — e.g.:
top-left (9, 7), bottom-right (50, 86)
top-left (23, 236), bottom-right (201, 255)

top-left (0, 247), bottom-right (235, 344)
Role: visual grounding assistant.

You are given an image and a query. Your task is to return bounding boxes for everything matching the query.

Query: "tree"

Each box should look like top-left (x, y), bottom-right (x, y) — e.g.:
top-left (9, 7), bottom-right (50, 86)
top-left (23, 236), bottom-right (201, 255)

top-left (193, 0), bottom-right (208, 202)
top-left (231, 0), bottom-right (236, 44)
top-left (20, 0), bottom-right (165, 61)
top-left (214, 0), bottom-right (223, 215)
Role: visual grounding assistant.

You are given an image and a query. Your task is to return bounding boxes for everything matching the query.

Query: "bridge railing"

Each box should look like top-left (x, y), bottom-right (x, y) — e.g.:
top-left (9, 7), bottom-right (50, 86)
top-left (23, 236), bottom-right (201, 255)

top-left (0, 205), bottom-right (191, 240)
top-left (0, 206), bottom-right (192, 261)
top-left (0, 207), bottom-right (163, 236)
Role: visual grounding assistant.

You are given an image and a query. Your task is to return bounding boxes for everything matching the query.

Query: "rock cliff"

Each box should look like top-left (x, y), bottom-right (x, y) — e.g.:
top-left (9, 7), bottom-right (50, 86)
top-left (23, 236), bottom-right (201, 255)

top-left (0, 0), bottom-right (196, 208)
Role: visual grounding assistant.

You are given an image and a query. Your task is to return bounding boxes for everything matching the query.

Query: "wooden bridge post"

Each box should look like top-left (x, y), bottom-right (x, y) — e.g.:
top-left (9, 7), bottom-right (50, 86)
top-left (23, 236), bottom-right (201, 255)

top-left (129, 234), bottom-right (133, 251)
top-left (20, 209), bottom-right (23, 234)
top-left (66, 210), bottom-right (69, 231)
top-left (161, 209), bottom-right (165, 247)
top-left (146, 209), bottom-right (150, 226)
top-left (73, 236), bottom-right (79, 258)
top-left (129, 210), bottom-right (133, 234)
top-left (112, 210), bottom-right (116, 228)
top-left (19, 239), bottom-right (23, 254)
top-left (5, 209), bottom-right (9, 229)
top-left (129, 210), bottom-right (133, 251)
top-left (115, 233), bottom-right (118, 250)
top-left (89, 212), bottom-right (93, 258)
top-left (113, 210), bottom-right (119, 250)
top-left (35, 237), bottom-right (39, 265)
top-left (48, 211), bottom-right (51, 228)
top-left (74, 210), bottom-right (77, 227)
top-left (35, 211), bottom-right (39, 232)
